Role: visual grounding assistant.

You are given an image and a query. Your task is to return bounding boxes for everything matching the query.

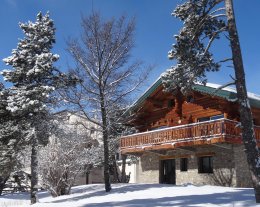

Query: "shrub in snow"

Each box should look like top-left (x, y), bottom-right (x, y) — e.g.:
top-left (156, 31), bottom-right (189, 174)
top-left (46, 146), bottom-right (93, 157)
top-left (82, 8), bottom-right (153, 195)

top-left (38, 119), bottom-right (103, 197)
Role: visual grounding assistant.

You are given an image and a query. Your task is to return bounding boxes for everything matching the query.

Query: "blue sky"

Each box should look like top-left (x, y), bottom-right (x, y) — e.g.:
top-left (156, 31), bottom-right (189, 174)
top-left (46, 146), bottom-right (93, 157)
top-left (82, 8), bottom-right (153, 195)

top-left (0, 0), bottom-right (259, 95)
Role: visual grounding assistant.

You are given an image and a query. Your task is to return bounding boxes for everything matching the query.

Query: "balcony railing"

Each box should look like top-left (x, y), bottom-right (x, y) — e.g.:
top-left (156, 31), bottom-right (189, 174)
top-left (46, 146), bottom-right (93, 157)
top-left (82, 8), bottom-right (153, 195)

top-left (120, 118), bottom-right (260, 153)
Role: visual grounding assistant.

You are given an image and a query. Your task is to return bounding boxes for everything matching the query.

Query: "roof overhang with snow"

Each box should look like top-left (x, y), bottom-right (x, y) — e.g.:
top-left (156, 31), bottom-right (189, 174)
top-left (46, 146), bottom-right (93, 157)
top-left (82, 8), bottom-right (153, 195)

top-left (127, 78), bottom-right (260, 114)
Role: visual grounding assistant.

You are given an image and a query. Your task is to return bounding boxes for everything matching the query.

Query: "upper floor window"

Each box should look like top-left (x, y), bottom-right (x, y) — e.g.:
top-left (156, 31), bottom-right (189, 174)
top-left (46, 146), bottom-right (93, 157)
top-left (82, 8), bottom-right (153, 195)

top-left (186, 95), bottom-right (194, 103)
top-left (90, 127), bottom-right (95, 134)
top-left (210, 114), bottom-right (224, 120)
top-left (168, 99), bottom-right (175, 108)
top-left (151, 126), bottom-right (168, 131)
top-left (197, 114), bottom-right (224, 122)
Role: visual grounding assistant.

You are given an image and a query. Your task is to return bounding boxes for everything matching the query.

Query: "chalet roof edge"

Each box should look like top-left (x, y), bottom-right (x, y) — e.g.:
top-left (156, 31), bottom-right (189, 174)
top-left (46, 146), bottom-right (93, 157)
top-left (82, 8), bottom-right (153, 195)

top-left (126, 78), bottom-right (260, 114)
top-left (124, 77), bottom-right (162, 114)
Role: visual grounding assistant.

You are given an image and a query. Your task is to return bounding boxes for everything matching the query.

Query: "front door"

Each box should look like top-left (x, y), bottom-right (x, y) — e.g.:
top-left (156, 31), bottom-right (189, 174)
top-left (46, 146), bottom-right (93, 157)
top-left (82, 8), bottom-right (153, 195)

top-left (160, 159), bottom-right (176, 184)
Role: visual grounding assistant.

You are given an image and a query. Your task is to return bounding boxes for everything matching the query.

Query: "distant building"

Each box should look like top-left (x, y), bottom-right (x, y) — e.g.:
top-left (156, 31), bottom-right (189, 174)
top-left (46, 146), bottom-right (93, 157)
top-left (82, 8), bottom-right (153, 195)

top-left (53, 110), bottom-right (104, 185)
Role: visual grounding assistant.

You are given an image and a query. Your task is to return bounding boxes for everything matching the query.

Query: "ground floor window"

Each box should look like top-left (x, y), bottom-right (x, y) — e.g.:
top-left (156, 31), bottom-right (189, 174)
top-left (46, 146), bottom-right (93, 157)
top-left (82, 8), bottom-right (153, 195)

top-left (198, 156), bottom-right (213, 173)
top-left (180, 158), bottom-right (188, 171)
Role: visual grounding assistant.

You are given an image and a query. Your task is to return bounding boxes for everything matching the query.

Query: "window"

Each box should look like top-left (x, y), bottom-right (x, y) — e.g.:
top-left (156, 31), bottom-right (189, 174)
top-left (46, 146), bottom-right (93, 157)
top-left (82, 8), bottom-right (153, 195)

top-left (180, 158), bottom-right (188, 171)
top-left (198, 156), bottom-right (213, 173)
top-left (197, 117), bottom-right (210, 122)
top-left (210, 114), bottom-right (224, 120)
top-left (115, 153), bottom-right (120, 160)
top-left (197, 114), bottom-right (224, 122)
top-left (151, 126), bottom-right (168, 131)
top-left (90, 127), bottom-right (95, 134)
top-left (168, 99), bottom-right (175, 108)
top-left (186, 95), bottom-right (194, 103)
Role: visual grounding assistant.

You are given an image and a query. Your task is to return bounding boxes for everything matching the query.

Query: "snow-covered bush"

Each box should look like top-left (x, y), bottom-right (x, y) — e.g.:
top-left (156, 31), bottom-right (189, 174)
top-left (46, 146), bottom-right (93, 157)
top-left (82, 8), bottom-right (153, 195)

top-left (38, 119), bottom-right (103, 197)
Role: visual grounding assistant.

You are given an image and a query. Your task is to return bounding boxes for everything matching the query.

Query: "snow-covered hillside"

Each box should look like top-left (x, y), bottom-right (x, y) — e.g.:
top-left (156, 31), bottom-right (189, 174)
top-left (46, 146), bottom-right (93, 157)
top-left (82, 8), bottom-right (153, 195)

top-left (1, 184), bottom-right (260, 207)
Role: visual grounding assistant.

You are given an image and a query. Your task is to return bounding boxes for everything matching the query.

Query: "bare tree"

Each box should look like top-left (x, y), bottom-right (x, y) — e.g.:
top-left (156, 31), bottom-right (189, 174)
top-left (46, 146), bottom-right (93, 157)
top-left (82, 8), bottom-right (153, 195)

top-left (62, 13), bottom-right (149, 192)
top-left (161, 0), bottom-right (260, 202)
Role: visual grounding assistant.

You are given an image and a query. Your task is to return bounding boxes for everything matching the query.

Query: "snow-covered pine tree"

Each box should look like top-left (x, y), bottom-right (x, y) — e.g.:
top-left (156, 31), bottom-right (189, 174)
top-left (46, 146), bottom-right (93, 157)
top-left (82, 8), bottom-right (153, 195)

top-left (1, 12), bottom-right (61, 204)
top-left (161, 0), bottom-right (260, 202)
top-left (0, 84), bottom-right (31, 195)
top-left (0, 85), bottom-right (14, 195)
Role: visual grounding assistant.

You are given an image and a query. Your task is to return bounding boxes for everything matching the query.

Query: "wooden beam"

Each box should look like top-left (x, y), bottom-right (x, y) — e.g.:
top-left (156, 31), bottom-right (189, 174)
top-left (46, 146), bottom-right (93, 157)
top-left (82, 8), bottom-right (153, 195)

top-left (177, 146), bottom-right (197, 153)
top-left (159, 154), bottom-right (192, 160)
top-left (148, 150), bottom-right (168, 156)
top-left (147, 98), bottom-right (164, 108)
top-left (211, 143), bottom-right (233, 150)
top-left (196, 152), bottom-right (215, 157)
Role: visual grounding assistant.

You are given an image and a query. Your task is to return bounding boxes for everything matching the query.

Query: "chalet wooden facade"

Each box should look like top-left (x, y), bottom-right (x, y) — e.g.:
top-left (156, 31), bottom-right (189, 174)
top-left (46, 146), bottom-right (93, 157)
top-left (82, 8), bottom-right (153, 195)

top-left (120, 79), bottom-right (260, 187)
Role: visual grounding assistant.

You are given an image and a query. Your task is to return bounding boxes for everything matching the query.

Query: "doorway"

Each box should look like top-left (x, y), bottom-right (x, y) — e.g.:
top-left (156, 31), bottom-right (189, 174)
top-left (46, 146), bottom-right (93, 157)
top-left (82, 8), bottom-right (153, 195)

top-left (160, 159), bottom-right (176, 184)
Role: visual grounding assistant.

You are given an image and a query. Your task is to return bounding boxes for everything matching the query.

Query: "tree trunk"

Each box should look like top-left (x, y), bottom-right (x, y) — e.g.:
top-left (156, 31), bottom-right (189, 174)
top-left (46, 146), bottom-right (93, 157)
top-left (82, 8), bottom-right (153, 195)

top-left (102, 122), bottom-right (111, 192)
top-left (111, 156), bottom-right (120, 183)
top-left (121, 154), bottom-right (127, 183)
top-left (0, 176), bottom-right (9, 195)
top-left (225, 0), bottom-right (260, 202)
top-left (100, 93), bottom-right (111, 192)
top-left (31, 130), bottom-right (39, 204)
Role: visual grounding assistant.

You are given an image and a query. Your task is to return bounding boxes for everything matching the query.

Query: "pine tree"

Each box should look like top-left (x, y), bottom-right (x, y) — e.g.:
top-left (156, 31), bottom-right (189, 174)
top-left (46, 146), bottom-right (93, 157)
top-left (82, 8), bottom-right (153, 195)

top-left (0, 85), bottom-right (14, 195)
top-left (161, 0), bottom-right (260, 202)
top-left (0, 84), bottom-right (32, 195)
top-left (2, 12), bottom-right (61, 204)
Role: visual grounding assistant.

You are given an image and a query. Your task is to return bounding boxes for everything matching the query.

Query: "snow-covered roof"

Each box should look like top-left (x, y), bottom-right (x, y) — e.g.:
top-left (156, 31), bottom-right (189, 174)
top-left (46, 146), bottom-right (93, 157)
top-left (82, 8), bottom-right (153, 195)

top-left (126, 78), bottom-right (260, 113)
top-left (204, 82), bottom-right (260, 102)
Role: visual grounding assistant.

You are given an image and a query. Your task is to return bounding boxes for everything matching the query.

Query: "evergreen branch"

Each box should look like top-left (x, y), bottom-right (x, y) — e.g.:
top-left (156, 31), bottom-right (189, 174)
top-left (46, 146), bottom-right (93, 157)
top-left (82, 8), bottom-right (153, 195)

top-left (210, 14), bottom-right (227, 18)
top-left (217, 58), bottom-right (233, 64)
top-left (209, 7), bottom-right (226, 15)
top-left (203, 27), bottom-right (227, 55)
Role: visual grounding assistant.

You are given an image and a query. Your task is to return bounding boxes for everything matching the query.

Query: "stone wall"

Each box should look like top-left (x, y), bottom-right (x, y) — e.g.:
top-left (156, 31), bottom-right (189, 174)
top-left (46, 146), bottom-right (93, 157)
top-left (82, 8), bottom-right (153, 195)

top-left (174, 146), bottom-right (235, 186)
top-left (137, 144), bottom-right (252, 187)
top-left (136, 152), bottom-right (160, 183)
top-left (233, 145), bottom-right (252, 187)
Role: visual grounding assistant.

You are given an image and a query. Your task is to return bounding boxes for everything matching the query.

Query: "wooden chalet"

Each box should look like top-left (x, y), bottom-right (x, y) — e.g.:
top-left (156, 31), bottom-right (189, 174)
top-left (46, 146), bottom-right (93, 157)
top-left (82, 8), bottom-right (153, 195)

top-left (120, 78), bottom-right (260, 187)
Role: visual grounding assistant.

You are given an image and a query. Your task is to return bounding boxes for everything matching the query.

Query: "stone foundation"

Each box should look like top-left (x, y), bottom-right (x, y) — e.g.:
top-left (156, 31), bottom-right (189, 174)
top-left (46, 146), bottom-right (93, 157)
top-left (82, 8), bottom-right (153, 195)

top-left (233, 145), bottom-right (252, 187)
top-left (136, 152), bottom-right (159, 183)
top-left (137, 144), bottom-right (252, 187)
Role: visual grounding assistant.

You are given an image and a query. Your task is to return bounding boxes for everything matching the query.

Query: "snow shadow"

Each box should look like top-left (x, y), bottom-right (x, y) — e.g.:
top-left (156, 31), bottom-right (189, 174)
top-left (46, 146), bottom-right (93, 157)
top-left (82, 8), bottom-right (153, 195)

top-left (1, 189), bottom-right (51, 201)
top-left (0, 192), bottom-right (30, 201)
top-left (78, 189), bottom-right (258, 207)
top-left (47, 184), bottom-right (178, 204)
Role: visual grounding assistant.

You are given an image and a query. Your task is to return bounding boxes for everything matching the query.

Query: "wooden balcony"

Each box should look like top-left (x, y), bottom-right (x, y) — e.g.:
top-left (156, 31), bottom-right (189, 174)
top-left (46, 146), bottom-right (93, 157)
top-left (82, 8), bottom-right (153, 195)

top-left (121, 119), bottom-right (260, 154)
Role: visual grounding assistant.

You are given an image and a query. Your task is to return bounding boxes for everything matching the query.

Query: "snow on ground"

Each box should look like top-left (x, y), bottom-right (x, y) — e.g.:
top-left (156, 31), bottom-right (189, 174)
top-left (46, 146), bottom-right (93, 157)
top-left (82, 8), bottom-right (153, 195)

top-left (1, 183), bottom-right (260, 207)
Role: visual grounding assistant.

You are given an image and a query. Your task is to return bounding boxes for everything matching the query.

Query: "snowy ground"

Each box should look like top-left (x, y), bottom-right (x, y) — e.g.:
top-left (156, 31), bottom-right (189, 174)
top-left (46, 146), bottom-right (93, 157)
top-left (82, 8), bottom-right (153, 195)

top-left (1, 184), bottom-right (260, 207)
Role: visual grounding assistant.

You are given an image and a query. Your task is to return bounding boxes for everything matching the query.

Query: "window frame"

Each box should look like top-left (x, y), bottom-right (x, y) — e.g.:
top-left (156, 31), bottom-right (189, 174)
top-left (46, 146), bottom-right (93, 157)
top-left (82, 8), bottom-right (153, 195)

top-left (198, 156), bottom-right (213, 174)
top-left (197, 114), bottom-right (224, 123)
top-left (180, 157), bottom-right (188, 172)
